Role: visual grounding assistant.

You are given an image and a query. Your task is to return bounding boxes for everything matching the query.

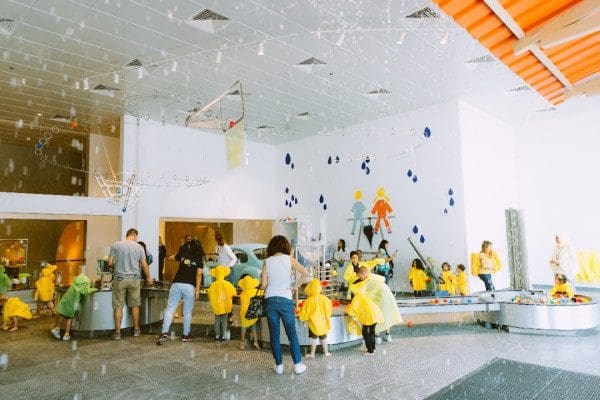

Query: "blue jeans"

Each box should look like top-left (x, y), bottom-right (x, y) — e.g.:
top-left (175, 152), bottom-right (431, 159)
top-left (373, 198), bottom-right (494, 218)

top-left (478, 274), bottom-right (495, 291)
top-left (161, 283), bottom-right (195, 336)
top-left (265, 296), bottom-right (302, 365)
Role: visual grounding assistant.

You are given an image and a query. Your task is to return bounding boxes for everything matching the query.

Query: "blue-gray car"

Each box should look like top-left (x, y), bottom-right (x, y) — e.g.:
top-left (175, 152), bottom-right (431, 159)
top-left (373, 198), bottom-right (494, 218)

top-left (202, 243), bottom-right (267, 287)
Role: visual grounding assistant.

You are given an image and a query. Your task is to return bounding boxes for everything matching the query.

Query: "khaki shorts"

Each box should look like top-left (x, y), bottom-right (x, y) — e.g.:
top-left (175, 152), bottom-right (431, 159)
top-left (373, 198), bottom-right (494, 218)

top-left (112, 278), bottom-right (141, 308)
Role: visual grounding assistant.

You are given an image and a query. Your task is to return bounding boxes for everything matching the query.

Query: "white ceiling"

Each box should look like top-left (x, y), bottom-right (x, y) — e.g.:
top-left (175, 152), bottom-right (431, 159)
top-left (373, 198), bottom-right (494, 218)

top-left (1, 0), bottom-right (555, 144)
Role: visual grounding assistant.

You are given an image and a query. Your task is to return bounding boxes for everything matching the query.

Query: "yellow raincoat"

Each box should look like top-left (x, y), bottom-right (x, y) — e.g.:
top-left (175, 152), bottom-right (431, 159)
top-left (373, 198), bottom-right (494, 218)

top-left (550, 282), bottom-right (575, 298)
top-left (440, 270), bottom-right (457, 295)
top-left (298, 279), bottom-right (333, 336)
top-left (457, 271), bottom-right (469, 295)
top-left (34, 268), bottom-right (55, 302)
top-left (346, 279), bottom-right (384, 335)
top-left (470, 251), bottom-right (502, 276)
top-left (238, 275), bottom-right (260, 328)
top-left (207, 265), bottom-right (237, 315)
top-left (3, 297), bottom-right (32, 325)
top-left (410, 269), bottom-right (429, 291)
top-left (343, 258), bottom-right (383, 286)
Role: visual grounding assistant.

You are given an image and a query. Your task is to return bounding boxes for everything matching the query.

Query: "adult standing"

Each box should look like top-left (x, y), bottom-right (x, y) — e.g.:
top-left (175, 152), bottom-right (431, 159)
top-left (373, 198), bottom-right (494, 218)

top-left (158, 236), bottom-right (167, 282)
top-left (471, 240), bottom-right (502, 291)
top-left (156, 234), bottom-right (204, 344)
top-left (108, 228), bottom-right (152, 340)
top-left (215, 230), bottom-right (237, 282)
top-left (549, 234), bottom-right (578, 285)
top-left (333, 239), bottom-right (348, 289)
top-left (260, 235), bottom-right (308, 375)
top-left (376, 240), bottom-right (397, 286)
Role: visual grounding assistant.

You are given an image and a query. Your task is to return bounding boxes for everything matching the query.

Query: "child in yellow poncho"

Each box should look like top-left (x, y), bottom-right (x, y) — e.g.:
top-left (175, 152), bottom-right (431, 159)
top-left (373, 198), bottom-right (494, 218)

top-left (409, 259), bottom-right (429, 297)
top-left (346, 266), bottom-right (385, 355)
top-left (34, 267), bottom-right (58, 318)
top-left (549, 274), bottom-right (575, 299)
top-left (456, 264), bottom-right (470, 295)
top-left (207, 265), bottom-right (237, 342)
top-left (343, 251), bottom-right (383, 289)
top-left (238, 275), bottom-right (261, 350)
top-left (440, 262), bottom-right (457, 295)
top-left (299, 278), bottom-right (333, 358)
top-left (2, 297), bottom-right (33, 331)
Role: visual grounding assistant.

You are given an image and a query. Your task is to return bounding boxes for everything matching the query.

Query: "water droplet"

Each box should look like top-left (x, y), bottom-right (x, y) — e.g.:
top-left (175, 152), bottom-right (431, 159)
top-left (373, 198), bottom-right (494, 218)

top-left (101, 364), bottom-right (107, 376)
top-left (424, 127), bottom-right (431, 138)
top-left (419, 235), bottom-right (425, 243)
top-left (412, 175), bottom-right (418, 183)
top-left (327, 156), bottom-right (332, 164)
top-left (449, 197), bottom-right (455, 206)
top-left (319, 194), bottom-right (324, 203)
top-left (0, 353), bottom-right (8, 371)
top-left (412, 225), bottom-right (418, 234)
top-left (407, 169), bottom-right (412, 177)
top-left (285, 153), bottom-right (291, 165)
top-left (448, 188), bottom-right (454, 196)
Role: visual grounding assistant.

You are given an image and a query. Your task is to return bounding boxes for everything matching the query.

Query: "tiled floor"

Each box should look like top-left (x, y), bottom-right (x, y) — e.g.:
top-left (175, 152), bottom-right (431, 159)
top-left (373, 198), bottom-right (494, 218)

top-left (1, 307), bottom-right (599, 400)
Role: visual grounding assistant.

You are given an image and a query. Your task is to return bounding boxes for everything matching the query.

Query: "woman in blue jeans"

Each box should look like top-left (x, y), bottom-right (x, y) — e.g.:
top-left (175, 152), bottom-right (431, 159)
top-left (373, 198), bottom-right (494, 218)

top-left (260, 235), bottom-right (309, 375)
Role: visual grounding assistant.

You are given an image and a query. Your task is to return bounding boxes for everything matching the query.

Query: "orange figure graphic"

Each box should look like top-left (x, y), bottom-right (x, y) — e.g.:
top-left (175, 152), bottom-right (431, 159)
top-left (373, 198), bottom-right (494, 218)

top-left (371, 187), bottom-right (393, 234)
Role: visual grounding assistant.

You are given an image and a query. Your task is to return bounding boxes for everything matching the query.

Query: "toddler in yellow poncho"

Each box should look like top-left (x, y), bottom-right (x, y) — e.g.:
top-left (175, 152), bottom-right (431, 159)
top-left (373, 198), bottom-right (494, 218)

top-left (409, 259), bottom-right (429, 297)
top-left (2, 297), bottom-right (33, 331)
top-left (456, 264), bottom-right (470, 295)
top-left (299, 278), bottom-right (333, 357)
top-left (238, 275), bottom-right (261, 350)
top-left (440, 262), bottom-right (457, 295)
top-left (346, 266), bottom-right (385, 355)
top-left (549, 274), bottom-right (575, 299)
top-left (207, 265), bottom-right (237, 341)
top-left (34, 267), bottom-right (58, 318)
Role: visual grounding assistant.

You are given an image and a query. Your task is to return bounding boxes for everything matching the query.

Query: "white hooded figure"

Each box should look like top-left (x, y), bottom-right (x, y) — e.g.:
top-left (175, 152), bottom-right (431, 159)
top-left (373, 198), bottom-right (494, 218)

top-left (549, 234), bottom-right (578, 285)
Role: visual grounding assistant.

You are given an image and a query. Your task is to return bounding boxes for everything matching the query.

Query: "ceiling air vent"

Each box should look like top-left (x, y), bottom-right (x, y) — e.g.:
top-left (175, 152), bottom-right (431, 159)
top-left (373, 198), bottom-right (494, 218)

top-left (466, 55), bottom-right (494, 64)
top-left (365, 88), bottom-right (391, 99)
top-left (406, 7), bottom-right (440, 18)
top-left (295, 112), bottom-right (317, 120)
top-left (257, 124), bottom-right (274, 130)
top-left (192, 9), bottom-right (229, 21)
top-left (91, 84), bottom-right (121, 97)
top-left (189, 9), bottom-right (229, 34)
top-left (50, 115), bottom-right (70, 123)
top-left (125, 58), bottom-right (142, 67)
top-left (0, 18), bottom-right (15, 36)
top-left (295, 57), bottom-right (327, 73)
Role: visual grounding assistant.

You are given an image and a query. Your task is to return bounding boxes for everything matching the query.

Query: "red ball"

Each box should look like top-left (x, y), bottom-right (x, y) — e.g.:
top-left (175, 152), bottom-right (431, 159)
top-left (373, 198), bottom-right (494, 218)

top-left (229, 120), bottom-right (235, 128)
top-left (407, 321), bottom-right (413, 327)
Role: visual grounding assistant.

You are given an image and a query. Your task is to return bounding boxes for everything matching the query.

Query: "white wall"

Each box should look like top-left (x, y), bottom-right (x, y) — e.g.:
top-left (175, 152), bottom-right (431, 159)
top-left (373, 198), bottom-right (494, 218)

top-left (87, 133), bottom-right (120, 198)
top-left (275, 101), bottom-right (468, 292)
top-left (459, 100), bottom-right (519, 291)
top-left (120, 116), bottom-right (277, 277)
top-left (515, 107), bottom-right (600, 285)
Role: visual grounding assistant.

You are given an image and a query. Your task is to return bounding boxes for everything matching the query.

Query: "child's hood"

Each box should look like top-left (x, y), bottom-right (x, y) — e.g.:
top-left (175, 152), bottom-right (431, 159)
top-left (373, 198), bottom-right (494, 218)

top-left (238, 275), bottom-right (259, 291)
top-left (72, 274), bottom-right (92, 293)
top-left (41, 268), bottom-right (54, 278)
top-left (210, 265), bottom-right (231, 280)
top-left (305, 278), bottom-right (322, 296)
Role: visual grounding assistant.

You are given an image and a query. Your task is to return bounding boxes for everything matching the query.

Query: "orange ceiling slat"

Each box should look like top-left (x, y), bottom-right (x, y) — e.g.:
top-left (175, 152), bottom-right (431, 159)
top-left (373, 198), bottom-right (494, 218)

top-left (435, 0), bottom-right (600, 105)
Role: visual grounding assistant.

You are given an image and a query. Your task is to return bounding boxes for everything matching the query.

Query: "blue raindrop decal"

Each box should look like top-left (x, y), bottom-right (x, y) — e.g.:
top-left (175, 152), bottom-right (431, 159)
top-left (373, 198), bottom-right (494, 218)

top-left (412, 175), bottom-right (418, 183)
top-left (419, 235), bottom-right (425, 243)
top-left (413, 225), bottom-right (419, 234)
top-left (294, 198), bottom-right (298, 204)
top-left (448, 188), bottom-right (454, 196)
top-left (323, 204), bottom-right (327, 210)
top-left (424, 127), bottom-right (431, 138)
top-left (288, 203), bottom-right (292, 208)
top-left (365, 156), bottom-right (370, 164)
top-left (327, 156), bottom-right (332, 165)
top-left (449, 197), bottom-right (455, 206)
top-left (366, 167), bottom-right (370, 175)
top-left (285, 187), bottom-right (289, 194)
top-left (335, 156), bottom-right (340, 163)
top-left (291, 195), bottom-right (295, 201)
top-left (443, 208), bottom-right (448, 214)
top-left (285, 200), bottom-right (289, 206)
top-left (291, 163), bottom-right (294, 169)
top-left (407, 169), bottom-right (412, 177)
top-left (319, 194), bottom-right (324, 204)
top-left (285, 153), bottom-right (291, 165)
top-left (361, 162), bottom-right (366, 170)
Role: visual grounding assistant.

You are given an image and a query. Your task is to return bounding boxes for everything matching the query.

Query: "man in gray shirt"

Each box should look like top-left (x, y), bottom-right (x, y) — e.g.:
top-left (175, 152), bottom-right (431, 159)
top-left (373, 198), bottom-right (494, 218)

top-left (108, 228), bottom-right (152, 340)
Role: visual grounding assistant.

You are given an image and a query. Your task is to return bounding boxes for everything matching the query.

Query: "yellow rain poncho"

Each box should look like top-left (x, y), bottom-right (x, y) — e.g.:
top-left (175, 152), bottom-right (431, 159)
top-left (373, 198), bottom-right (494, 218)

top-left (55, 274), bottom-right (97, 318)
top-left (346, 279), bottom-right (384, 335)
top-left (550, 282), bottom-right (575, 298)
top-left (470, 251), bottom-right (502, 276)
top-left (410, 268), bottom-right (429, 291)
top-left (34, 268), bottom-right (55, 302)
top-left (44, 264), bottom-right (58, 281)
top-left (238, 275), bottom-right (260, 328)
top-left (207, 265), bottom-right (237, 315)
top-left (3, 297), bottom-right (32, 325)
top-left (352, 273), bottom-right (402, 333)
top-left (343, 258), bottom-right (383, 286)
top-left (0, 266), bottom-right (11, 294)
top-left (440, 270), bottom-right (457, 295)
top-left (298, 279), bottom-right (333, 336)
top-left (457, 271), bottom-right (469, 295)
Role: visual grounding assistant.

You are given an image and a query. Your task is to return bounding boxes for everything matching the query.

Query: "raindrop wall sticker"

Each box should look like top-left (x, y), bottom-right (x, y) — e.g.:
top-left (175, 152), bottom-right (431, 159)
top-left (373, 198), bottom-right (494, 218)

top-left (284, 153), bottom-right (291, 165)
top-left (319, 194), bottom-right (324, 204)
top-left (284, 188), bottom-right (298, 209)
top-left (407, 169), bottom-right (412, 177)
top-left (448, 188), bottom-right (454, 196)
top-left (412, 225), bottom-right (419, 234)
top-left (335, 156), bottom-right (340, 163)
top-left (412, 175), bottom-right (418, 183)
top-left (371, 187), bottom-right (393, 234)
top-left (323, 203), bottom-right (327, 210)
top-left (449, 197), bottom-right (455, 206)
top-left (407, 169), bottom-right (418, 183)
top-left (327, 156), bottom-right (332, 165)
top-left (410, 224), bottom-right (426, 244)
top-left (419, 235), bottom-right (425, 243)
top-left (424, 127), bottom-right (431, 138)
top-left (350, 190), bottom-right (367, 235)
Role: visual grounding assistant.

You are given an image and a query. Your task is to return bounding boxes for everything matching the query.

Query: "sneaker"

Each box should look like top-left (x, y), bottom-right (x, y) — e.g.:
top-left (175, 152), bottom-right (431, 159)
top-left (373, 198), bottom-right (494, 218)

top-left (50, 328), bottom-right (61, 340)
top-left (294, 363), bottom-right (307, 374)
top-left (181, 335), bottom-right (194, 342)
top-left (384, 333), bottom-right (392, 342)
top-left (156, 333), bottom-right (168, 346)
top-left (112, 332), bottom-right (122, 340)
top-left (273, 364), bottom-right (284, 375)
top-left (62, 335), bottom-right (71, 341)
top-left (375, 336), bottom-right (382, 344)
top-left (133, 327), bottom-right (141, 337)
top-left (362, 351), bottom-right (375, 356)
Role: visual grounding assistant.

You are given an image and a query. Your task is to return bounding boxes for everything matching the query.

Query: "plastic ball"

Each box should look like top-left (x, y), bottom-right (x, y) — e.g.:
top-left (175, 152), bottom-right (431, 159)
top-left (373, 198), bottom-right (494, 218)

top-left (429, 299), bottom-right (435, 304)
top-left (407, 321), bottom-right (413, 328)
top-left (70, 121), bottom-right (78, 128)
top-left (443, 299), bottom-right (448, 303)
top-left (434, 299), bottom-right (439, 304)
top-left (229, 120), bottom-right (235, 128)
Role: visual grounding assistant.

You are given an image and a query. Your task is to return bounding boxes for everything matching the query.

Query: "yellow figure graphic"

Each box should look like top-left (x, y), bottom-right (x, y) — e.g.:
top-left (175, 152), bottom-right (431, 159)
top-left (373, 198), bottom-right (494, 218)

top-left (350, 190), bottom-right (367, 235)
top-left (371, 187), bottom-right (393, 234)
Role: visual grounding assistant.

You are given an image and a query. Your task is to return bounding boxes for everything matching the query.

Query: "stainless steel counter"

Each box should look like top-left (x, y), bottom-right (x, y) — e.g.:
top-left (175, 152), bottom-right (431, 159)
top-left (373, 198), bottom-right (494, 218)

top-left (68, 287), bottom-right (169, 336)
